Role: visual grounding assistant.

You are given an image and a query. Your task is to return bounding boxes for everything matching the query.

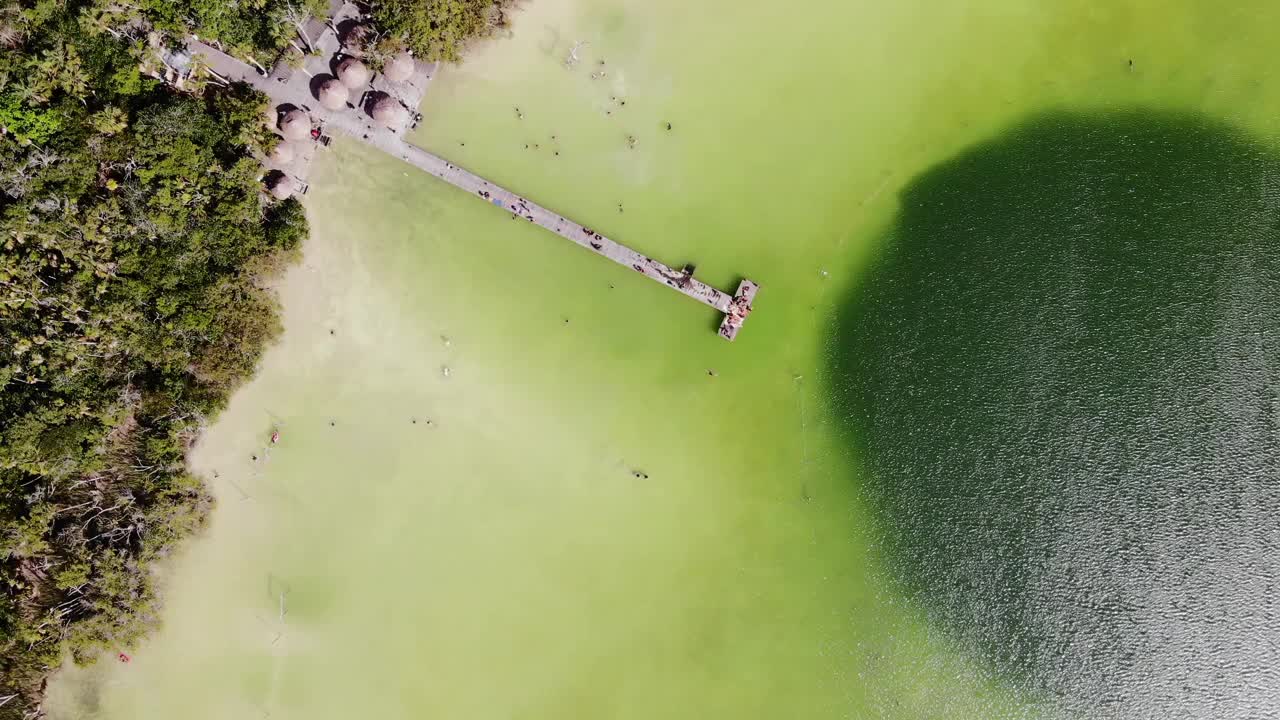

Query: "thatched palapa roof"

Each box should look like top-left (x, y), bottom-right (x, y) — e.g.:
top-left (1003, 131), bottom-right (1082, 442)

top-left (336, 57), bottom-right (371, 89)
top-left (269, 174), bottom-right (295, 200)
top-left (269, 141), bottom-right (295, 165)
top-left (384, 52), bottom-right (415, 83)
top-left (370, 96), bottom-right (409, 129)
top-left (341, 23), bottom-right (371, 54)
top-left (318, 78), bottom-right (349, 110)
top-left (279, 110), bottom-right (311, 141)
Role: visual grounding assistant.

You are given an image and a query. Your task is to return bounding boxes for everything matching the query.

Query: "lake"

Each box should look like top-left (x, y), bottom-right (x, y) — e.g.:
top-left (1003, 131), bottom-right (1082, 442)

top-left (48, 0), bottom-right (1280, 717)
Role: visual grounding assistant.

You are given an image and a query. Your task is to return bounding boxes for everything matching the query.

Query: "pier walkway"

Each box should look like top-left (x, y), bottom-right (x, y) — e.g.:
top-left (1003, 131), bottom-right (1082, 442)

top-left (190, 12), bottom-right (758, 339)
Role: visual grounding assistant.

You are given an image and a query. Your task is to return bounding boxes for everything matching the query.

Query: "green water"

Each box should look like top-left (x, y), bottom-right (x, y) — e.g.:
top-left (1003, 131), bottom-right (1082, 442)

top-left (46, 1), bottom-right (1280, 718)
top-left (833, 109), bottom-right (1280, 715)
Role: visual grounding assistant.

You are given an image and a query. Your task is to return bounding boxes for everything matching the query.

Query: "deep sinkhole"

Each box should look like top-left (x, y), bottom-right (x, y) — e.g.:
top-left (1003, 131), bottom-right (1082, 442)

top-left (830, 110), bottom-right (1280, 716)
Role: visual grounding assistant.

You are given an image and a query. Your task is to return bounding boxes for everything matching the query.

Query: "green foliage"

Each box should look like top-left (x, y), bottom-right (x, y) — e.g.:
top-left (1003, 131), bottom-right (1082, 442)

top-left (89, 105), bottom-right (128, 135)
top-left (0, 2), bottom-right (307, 717)
top-left (0, 91), bottom-right (64, 145)
top-left (24, 41), bottom-right (90, 102)
top-left (0, 504), bottom-right (55, 559)
top-left (0, 0), bottom-right (503, 713)
top-left (371, 0), bottom-right (513, 62)
top-left (139, 0), bottom-right (327, 60)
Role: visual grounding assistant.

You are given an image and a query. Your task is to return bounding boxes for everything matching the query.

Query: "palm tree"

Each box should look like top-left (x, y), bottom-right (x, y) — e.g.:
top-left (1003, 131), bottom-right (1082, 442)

top-left (11, 79), bottom-right (43, 105)
top-left (0, 3), bottom-right (24, 49)
top-left (280, 3), bottom-right (314, 53)
top-left (190, 57), bottom-right (229, 90)
top-left (26, 42), bottom-right (90, 102)
top-left (80, 6), bottom-right (123, 39)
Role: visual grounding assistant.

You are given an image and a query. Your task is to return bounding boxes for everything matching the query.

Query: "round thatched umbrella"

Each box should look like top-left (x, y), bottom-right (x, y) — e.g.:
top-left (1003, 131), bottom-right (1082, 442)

top-left (269, 174), bottom-right (295, 200)
top-left (269, 141), bottom-right (295, 165)
top-left (384, 52), bottom-right (415, 83)
top-left (370, 96), bottom-right (410, 129)
top-left (318, 77), bottom-right (349, 110)
top-left (342, 23), bottom-right (371, 54)
top-left (336, 57), bottom-right (371, 89)
top-left (279, 110), bottom-right (311, 141)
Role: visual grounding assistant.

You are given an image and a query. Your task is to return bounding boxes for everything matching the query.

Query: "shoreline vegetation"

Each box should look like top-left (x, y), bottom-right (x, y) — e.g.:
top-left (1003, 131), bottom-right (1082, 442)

top-left (0, 1), bottom-right (511, 717)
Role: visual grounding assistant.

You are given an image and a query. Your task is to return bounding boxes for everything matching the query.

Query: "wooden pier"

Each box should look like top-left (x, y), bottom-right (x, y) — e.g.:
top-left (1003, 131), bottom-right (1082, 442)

top-left (189, 5), bottom-right (758, 339)
top-left (391, 143), bottom-right (757, 338)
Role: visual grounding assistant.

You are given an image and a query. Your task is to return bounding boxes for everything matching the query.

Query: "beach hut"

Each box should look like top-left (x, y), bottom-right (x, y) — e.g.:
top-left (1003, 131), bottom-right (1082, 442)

top-left (269, 174), bottom-right (295, 200)
top-left (341, 23), bottom-right (371, 54)
top-left (269, 141), bottom-right (295, 165)
top-left (384, 51), bottom-right (415, 83)
top-left (370, 96), bottom-right (410, 129)
top-left (279, 110), bottom-right (311, 141)
top-left (317, 78), bottom-right (349, 110)
top-left (336, 57), bottom-right (371, 89)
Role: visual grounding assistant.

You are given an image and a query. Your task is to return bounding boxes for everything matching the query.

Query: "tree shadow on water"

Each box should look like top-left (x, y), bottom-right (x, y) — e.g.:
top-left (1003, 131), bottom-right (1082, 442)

top-left (830, 109), bottom-right (1280, 715)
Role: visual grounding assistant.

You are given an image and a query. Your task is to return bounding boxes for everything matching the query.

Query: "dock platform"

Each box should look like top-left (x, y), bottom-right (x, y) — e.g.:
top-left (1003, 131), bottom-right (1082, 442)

top-left (718, 280), bottom-right (760, 340)
top-left (189, 4), bottom-right (758, 339)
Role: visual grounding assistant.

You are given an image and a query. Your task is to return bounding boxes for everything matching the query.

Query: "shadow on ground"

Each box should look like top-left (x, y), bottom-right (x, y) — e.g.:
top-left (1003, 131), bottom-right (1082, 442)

top-left (829, 110), bottom-right (1280, 716)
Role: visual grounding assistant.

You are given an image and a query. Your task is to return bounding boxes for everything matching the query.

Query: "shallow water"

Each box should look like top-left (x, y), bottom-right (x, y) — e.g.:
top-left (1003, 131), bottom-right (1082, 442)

top-left (46, 1), bottom-right (1280, 718)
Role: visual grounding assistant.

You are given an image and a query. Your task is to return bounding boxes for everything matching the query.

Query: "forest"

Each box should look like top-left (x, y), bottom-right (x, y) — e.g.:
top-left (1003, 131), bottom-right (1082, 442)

top-left (2, 0), bottom-right (514, 713)
top-left (0, 0), bottom-right (527, 717)
top-left (371, 0), bottom-right (512, 61)
top-left (0, 2), bottom-right (314, 717)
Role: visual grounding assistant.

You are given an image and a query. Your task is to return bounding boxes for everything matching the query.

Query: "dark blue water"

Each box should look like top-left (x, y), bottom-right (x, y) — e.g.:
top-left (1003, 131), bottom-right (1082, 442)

top-left (831, 110), bottom-right (1280, 718)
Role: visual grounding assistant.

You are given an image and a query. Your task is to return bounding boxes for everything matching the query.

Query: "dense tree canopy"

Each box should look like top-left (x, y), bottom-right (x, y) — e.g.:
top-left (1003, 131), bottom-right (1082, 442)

top-left (371, 0), bottom-right (512, 62)
top-left (2, 0), bottom-right (511, 715)
top-left (139, 0), bottom-right (327, 61)
top-left (1, 2), bottom-right (306, 717)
